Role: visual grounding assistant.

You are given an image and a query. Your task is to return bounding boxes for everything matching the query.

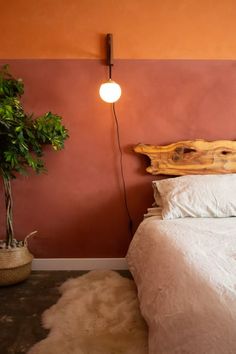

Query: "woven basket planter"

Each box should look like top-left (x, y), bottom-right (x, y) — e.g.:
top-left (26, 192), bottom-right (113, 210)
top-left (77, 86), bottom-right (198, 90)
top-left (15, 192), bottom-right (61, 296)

top-left (0, 246), bottom-right (33, 286)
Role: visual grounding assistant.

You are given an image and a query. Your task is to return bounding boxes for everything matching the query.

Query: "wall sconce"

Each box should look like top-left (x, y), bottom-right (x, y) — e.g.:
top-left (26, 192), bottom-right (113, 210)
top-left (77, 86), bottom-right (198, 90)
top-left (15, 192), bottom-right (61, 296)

top-left (99, 34), bottom-right (132, 237)
top-left (99, 34), bottom-right (121, 103)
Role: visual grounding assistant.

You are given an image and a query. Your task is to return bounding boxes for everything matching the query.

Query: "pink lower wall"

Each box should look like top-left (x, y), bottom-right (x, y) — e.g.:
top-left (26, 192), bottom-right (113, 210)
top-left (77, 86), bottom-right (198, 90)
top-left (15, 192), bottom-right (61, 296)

top-left (0, 60), bottom-right (236, 257)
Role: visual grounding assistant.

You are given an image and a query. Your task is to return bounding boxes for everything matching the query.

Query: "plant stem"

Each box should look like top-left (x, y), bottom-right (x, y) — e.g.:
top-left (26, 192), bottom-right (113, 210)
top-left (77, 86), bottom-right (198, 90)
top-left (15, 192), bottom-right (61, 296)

top-left (3, 176), bottom-right (14, 247)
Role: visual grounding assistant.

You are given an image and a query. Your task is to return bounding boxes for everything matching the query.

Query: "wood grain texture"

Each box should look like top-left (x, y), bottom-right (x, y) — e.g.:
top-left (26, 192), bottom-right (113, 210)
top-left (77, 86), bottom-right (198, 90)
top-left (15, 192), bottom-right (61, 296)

top-left (134, 140), bottom-right (236, 175)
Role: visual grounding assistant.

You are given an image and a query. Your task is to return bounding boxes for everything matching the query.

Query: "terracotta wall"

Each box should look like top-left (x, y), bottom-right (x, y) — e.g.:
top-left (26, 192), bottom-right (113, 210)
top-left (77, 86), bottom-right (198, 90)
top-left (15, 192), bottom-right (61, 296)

top-left (0, 1), bottom-right (236, 257)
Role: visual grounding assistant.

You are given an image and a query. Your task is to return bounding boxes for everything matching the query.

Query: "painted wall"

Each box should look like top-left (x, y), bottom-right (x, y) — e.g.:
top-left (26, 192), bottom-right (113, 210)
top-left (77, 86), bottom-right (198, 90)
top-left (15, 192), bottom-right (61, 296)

top-left (0, 1), bottom-right (236, 257)
top-left (1, 0), bottom-right (236, 59)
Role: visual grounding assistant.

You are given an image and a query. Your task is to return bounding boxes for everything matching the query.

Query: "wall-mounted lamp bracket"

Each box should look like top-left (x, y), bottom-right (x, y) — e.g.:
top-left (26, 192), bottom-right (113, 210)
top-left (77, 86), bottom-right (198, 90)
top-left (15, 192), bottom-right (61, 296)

top-left (106, 33), bottom-right (113, 79)
top-left (99, 33), bottom-right (121, 103)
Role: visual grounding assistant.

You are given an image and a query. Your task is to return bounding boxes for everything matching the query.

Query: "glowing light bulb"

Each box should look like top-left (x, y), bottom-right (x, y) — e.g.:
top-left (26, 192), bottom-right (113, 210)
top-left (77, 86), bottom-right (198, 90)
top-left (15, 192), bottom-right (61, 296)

top-left (99, 79), bottom-right (122, 103)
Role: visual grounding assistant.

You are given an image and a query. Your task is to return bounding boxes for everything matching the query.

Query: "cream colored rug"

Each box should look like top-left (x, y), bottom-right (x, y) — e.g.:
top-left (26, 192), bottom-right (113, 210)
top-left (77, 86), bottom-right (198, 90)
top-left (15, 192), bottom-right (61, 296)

top-left (28, 270), bottom-right (148, 354)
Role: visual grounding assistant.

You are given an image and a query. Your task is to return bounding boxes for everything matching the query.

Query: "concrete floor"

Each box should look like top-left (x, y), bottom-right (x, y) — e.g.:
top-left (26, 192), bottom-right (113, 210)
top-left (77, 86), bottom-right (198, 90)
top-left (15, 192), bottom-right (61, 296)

top-left (0, 270), bottom-right (131, 354)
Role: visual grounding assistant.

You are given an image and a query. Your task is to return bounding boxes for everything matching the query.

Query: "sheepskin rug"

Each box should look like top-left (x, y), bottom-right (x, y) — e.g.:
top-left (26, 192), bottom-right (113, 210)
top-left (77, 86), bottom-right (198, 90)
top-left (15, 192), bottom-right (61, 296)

top-left (28, 270), bottom-right (148, 354)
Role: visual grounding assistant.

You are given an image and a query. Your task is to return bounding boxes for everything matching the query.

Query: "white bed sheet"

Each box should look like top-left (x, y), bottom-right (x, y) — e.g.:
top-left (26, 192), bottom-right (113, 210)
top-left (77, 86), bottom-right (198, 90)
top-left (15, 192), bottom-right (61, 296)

top-left (126, 216), bottom-right (236, 353)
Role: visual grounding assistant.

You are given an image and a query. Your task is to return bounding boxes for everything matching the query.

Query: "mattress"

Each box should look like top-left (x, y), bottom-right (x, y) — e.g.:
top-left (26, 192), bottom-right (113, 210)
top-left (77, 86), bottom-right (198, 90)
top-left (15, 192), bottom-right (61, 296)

top-left (126, 215), bottom-right (236, 354)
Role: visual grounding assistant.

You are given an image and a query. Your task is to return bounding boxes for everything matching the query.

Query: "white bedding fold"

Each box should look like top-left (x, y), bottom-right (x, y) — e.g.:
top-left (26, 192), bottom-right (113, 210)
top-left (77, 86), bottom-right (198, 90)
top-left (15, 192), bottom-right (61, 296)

top-left (126, 216), bottom-right (236, 354)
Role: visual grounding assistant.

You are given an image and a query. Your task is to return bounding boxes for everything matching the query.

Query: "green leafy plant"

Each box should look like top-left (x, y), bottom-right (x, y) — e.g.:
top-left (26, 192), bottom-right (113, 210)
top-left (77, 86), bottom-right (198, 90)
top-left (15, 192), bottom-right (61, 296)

top-left (0, 65), bottom-right (69, 248)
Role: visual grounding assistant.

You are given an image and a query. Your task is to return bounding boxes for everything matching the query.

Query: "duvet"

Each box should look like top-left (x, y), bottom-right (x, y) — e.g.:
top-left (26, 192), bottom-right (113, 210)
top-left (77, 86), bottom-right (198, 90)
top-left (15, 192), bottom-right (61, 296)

top-left (126, 215), bottom-right (236, 354)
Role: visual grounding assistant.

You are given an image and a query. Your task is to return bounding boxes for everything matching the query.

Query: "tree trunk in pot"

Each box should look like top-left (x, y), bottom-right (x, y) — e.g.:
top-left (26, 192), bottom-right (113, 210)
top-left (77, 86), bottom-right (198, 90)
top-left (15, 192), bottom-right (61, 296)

top-left (3, 176), bottom-right (14, 247)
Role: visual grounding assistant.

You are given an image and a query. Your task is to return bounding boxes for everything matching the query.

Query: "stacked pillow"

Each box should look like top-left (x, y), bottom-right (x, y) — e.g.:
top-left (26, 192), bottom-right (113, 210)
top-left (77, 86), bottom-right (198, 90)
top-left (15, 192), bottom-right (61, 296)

top-left (152, 174), bottom-right (236, 219)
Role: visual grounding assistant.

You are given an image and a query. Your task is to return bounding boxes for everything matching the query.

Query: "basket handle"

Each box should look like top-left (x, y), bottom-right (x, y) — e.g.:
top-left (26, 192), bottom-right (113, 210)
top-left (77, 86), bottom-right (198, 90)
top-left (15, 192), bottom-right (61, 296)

top-left (24, 231), bottom-right (38, 246)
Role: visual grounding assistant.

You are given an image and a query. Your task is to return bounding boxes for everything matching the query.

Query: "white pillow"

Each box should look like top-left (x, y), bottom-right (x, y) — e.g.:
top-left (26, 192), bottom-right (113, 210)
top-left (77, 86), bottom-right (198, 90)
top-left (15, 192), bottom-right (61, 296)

top-left (152, 174), bottom-right (236, 219)
top-left (152, 182), bottom-right (162, 206)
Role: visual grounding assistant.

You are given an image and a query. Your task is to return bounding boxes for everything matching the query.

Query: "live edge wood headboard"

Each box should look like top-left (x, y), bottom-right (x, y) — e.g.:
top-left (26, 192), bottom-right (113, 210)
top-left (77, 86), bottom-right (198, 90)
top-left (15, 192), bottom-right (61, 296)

top-left (134, 139), bottom-right (236, 176)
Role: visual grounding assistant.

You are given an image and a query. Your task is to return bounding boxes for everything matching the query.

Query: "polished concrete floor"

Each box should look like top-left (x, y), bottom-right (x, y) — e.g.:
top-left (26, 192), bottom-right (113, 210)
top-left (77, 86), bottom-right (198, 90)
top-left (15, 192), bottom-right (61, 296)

top-left (0, 270), bottom-right (131, 354)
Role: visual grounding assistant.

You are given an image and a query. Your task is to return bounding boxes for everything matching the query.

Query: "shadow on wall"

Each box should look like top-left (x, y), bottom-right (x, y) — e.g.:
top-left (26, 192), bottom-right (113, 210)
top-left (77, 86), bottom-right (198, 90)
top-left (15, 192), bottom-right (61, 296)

top-left (27, 180), bottom-right (155, 258)
top-left (0, 140), bottom-right (155, 259)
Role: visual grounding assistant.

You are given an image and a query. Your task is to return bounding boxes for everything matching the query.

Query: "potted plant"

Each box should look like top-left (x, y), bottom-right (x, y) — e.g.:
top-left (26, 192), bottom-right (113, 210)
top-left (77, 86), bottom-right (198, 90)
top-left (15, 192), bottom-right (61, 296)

top-left (0, 65), bottom-right (69, 286)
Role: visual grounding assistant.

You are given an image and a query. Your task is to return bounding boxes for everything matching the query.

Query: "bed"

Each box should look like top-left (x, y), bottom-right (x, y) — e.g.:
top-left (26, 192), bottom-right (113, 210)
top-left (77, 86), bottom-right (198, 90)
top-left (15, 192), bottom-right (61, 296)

top-left (126, 139), bottom-right (236, 354)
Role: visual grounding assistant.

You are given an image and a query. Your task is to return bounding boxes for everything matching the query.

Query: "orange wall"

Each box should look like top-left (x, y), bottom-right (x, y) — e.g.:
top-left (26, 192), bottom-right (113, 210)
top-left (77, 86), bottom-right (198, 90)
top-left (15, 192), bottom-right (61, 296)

top-left (1, 2), bottom-right (236, 258)
top-left (1, 0), bottom-right (236, 59)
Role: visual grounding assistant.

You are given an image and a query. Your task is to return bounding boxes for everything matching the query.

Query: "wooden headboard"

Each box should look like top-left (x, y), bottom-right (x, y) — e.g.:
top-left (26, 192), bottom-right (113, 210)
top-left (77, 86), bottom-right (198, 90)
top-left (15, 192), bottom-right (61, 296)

top-left (134, 139), bottom-right (236, 175)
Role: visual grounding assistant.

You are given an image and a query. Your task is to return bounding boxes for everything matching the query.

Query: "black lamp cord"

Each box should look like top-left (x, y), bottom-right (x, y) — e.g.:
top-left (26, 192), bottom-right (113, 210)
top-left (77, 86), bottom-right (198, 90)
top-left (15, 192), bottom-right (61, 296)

top-left (112, 103), bottom-right (133, 238)
top-left (106, 34), bottom-right (132, 236)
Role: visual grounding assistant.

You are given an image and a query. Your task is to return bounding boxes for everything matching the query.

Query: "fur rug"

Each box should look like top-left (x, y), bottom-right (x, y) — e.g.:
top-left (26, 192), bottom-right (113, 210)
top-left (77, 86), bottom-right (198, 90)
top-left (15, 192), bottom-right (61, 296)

top-left (28, 270), bottom-right (148, 354)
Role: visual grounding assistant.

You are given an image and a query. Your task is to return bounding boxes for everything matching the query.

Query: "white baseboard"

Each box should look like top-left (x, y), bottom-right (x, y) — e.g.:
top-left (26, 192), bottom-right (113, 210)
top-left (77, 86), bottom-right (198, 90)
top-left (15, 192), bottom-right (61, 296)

top-left (32, 258), bottom-right (128, 271)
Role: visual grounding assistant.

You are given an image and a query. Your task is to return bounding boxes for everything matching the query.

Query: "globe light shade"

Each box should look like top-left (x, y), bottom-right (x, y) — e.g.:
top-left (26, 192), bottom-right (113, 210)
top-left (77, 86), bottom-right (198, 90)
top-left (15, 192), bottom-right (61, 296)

top-left (99, 80), bottom-right (122, 103)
